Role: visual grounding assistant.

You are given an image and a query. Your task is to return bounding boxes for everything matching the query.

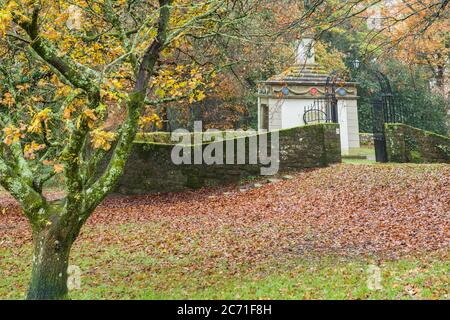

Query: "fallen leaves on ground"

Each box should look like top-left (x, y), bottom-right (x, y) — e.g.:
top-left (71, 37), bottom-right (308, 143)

top-left (1, 164), bottom-right (449, 265)
top-left (1, 164), bottom-right (449, 299)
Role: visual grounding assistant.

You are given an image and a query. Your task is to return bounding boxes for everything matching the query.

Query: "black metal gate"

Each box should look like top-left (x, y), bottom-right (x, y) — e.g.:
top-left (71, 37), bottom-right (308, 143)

top-left (370, 71), bottom-right (403, 162)
top-left (303, 99), bottom-right (332, 124)
top-left (372, 97), bottom-right (388, 162)
top-left (303, 74), bottom-right (338, 125)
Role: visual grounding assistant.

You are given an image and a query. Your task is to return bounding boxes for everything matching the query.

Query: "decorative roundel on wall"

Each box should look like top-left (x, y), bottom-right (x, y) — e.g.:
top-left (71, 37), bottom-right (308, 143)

top-left (337, 87), bottom-right (347, 96)
top-left (310, 87), bottom-right (318, 95)
top-left (281, 87), bottom-right (289, 96)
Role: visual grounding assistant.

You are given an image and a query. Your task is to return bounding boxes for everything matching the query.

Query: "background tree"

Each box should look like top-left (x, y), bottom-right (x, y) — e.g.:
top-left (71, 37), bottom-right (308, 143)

top-left (373, 0), bottom-right (449, 93)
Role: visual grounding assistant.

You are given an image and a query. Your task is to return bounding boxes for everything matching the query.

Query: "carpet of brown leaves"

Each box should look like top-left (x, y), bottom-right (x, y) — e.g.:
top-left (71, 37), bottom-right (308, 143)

top-left (1, 164), bottom-right (449, 262)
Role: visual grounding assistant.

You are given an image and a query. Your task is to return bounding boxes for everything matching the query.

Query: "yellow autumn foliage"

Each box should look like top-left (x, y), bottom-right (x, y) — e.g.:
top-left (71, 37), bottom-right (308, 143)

top-left (139, 113), bottom-right (163, 130)
top-left (91, 129), bottom-right (117, 151)
top-left (28, 108), bottom-right (52, 134)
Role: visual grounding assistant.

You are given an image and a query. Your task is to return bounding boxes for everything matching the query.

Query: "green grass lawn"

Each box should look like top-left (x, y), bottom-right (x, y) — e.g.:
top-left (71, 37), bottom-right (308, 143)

top-left (342, 146), bottom-right (376, 164)
top-left (1, 223), bottom-right (448, 300)
top-left (342, 158), bottom-right (377, 164)
top-left (348, 146), bottom-right (375, 157)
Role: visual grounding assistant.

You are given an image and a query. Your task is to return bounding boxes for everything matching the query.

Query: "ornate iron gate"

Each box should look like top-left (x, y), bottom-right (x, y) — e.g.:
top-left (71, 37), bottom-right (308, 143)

top-left (370, 71), bottom-right (403, 162)
top-left (303, 74), bottom-right (338, 125)
top-left (303, 99), bottom-right (331, 124)
top-left (372, 97), bottom-right (388, 162)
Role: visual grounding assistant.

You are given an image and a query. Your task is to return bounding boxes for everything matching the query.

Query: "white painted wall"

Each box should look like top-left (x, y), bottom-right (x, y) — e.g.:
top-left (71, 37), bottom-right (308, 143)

top-left (280, 99), bottom-right (314, 128)
top-left (262, 98), bottom-right (361, 154)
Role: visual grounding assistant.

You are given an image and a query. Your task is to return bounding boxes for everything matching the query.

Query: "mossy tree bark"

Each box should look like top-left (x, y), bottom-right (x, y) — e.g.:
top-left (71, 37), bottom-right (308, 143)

top-left (27, 227), bottom-right (73, 300)
top-left (25, 204), bottom-right (85, 300)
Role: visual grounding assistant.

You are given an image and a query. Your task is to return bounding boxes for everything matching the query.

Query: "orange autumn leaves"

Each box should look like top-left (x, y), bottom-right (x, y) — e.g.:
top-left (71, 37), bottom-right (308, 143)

top-left (0, 92), bottom-right (15, 108)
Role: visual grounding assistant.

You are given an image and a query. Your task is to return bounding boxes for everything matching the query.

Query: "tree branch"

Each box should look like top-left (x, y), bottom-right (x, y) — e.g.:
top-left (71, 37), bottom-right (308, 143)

top-left (84, 0), bottom-right (173, 214)
top-left (12, 5), bottom-right (100, 103)
top-left (0, 158), bottom-right (48, 224)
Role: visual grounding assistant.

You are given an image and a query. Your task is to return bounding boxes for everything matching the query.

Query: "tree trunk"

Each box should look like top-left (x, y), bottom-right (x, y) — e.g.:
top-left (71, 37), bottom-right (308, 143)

top-left (27, 227), bottom-right (73, 300)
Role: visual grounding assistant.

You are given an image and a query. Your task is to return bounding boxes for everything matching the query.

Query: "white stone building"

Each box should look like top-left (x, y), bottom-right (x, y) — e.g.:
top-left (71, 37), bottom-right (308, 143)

top-left (257, 37), bottom-right (360, 154)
